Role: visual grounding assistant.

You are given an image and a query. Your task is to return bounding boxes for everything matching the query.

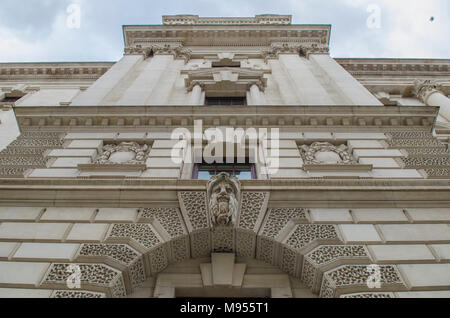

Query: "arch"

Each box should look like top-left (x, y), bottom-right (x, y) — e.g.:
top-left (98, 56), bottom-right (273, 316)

top-left (37, 191), bottom-right (408, 298)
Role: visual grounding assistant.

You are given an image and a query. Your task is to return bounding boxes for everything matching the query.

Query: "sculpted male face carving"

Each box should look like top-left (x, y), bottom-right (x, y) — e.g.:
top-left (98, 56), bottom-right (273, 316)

top-left (207, 173), bottom-right (240, 227)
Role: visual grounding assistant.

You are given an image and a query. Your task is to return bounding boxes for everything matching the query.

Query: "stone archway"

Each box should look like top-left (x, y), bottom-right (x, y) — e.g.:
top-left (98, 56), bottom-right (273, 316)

top-left (39, 176), bottom-right (408, 298)
top-left (129, 254), bottom-right (316, 298)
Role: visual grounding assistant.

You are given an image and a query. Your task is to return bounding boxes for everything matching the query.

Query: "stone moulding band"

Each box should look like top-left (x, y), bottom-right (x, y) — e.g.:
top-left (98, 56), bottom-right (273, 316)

top-left (12, 106), bottom-right (438, 130)
top-left (77, 164), bottom-right (147, 172)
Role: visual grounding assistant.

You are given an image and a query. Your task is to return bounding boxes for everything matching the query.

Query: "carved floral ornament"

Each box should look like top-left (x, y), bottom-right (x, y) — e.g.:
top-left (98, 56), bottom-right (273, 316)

top-left (262, 43), bottom-right (329, 60)
top-left (94, 142), bottom-right (150, 165)
top-left (206, 172), bottom-right (241, 228)
top-left (413, 79), bottom-right (443, 103)
top-left (124, 44), bottom-right (192, 63)
top-left (300, 142), bottom-right (357, 165)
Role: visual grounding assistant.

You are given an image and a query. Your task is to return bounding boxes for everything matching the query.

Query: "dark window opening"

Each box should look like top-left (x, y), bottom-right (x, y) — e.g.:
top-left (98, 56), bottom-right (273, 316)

top-left (205, 96), bottom-right (247, 106)
top-left (193, 160), bottom-right (256, 180)
top-left (211, 63), bottom-right (241, 68)
top-left (299, 48), bottom-right (306, 57)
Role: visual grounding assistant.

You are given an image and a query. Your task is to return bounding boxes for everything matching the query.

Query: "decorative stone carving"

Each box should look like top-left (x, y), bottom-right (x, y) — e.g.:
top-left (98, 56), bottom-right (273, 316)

top-left (19, 132), bottom-right (63, 139)
top-left (402, 157), bottom-right (450, 168)
top-left (76, 243), bottom-right (146, 289)
top-left (262, 43), bottom-right (329, 61)
top-left (138, 207), bottom-right (186, 238)
top-left (284, 224), bottom-right (341, 251)
top-left (302, 245), bottom-right (371, 293)
top-left (0, 147), bottom-right (47, 156)
top-left (125, 44), bottom-right (191, 63)
top-left (320, 265), bottom-right (405, 298)
top-left (340, 292), bottom-right (395, 298)
top-left (235, 230), bottom-right (256, 259)
top-left (107, 223), bottom-right (162, 251)
top-left (387, 138), bottom-right (444, 148)
top-left (9, 138), bottom-right (64, 148)
top-left (256, 208), bottom-right (308, 266)
top-left (106, 224), bottom-right (169, 276)
top-left (0, 167), bottom-right (27, 176)
top-left (185, 68), bottom-right (267, 93)
top-left (207, 172), bottom-right (241, 228)
top-left (413, 79), bottom-right (443, 103)
top-left (42, 263), bottom-right (127, 298)
top-left (238, 192), bottom-right (268, 231)
top-left (387, 131), bottom-right (434, 139)
top-left (424, 168), bottom-right (450, 178)
top-left (124, 45), bottom-right (152, 56)
top-left (279, 224), bottom-right (342, 278)
top-left (0, 157), bottom-right (47, 166)
top-left (138, 207), bottom-right (190, 263)
top-left (211, 227), bottom-right (234, 253)
top-left (51, 290), bottom-right (107, 298)
top-left (405, 148), bottom-right (450, 157)
top-left (260, 208), bottom-right (308, 239)
top-left (95, 142), bottom-right (150, 165)
top-left (179, 191), bottom-right (209, 230)
top-left (300, 142), bottom-right (357, 165)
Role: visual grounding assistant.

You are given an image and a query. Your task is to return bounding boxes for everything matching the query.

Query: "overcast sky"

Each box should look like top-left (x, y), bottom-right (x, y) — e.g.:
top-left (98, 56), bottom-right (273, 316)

top-left (0, 0), bottom-right (448, 62)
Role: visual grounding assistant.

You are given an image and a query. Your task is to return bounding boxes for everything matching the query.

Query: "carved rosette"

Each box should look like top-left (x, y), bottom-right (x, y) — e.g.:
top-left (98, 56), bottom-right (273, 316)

top-left (300, 142), bottom-right (356, 165)
top-left (95, 142), bottom-right (150, 165)
top-left (413, 79), bottom-right (443, 103)
top-left (206, 172), bottom-right (241, 228)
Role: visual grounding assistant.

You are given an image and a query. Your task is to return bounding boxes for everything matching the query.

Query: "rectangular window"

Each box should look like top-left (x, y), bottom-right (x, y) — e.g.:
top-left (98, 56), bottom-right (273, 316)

top-left (193, 161), bottom-right (256, 180)
top-left (205, 97), bottom-right (247, 106)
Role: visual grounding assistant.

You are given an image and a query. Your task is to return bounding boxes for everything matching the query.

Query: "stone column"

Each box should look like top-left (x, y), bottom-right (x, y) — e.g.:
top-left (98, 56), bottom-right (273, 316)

top-left (414, 80), bottom-right (450, 122)
top-left (0, 92), bottom-right (5, 101)
top-left (71, 54), bottom-right (144, 106)
top-left (309, 54), bottom-right (383, 106)
top-left (249, 84), bottom-right (265, 105)
top-left (189, 84), bottom-right (204, 105)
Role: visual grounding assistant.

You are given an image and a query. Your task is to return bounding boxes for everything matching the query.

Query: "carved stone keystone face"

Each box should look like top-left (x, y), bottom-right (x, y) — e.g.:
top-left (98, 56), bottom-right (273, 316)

top-left (207, 172), bottom-right (241, 228)
top-left (95, 142), bottom-right (150, 165)
top-left (300, 142), bottom-right (356, 165)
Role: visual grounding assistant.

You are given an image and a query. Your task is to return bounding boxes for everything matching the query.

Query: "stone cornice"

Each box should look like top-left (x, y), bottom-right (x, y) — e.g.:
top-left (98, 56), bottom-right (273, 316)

top-left (162, 15), bottom-right (293, 26)
top-left (122, 24), bottom-right (331, 48)
top-left (0, 62), bottom-right (114, 82)
top-left (336, 58), bottom-right (450, 77)
top-left (12, 105), bottom-right (438, 131)
top-left (0, 178), bottom-right (449, 207)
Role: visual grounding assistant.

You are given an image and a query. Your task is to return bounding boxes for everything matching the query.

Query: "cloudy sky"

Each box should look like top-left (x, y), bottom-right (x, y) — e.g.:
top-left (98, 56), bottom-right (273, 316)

top-left (0, 0), bottom-right (448, 62)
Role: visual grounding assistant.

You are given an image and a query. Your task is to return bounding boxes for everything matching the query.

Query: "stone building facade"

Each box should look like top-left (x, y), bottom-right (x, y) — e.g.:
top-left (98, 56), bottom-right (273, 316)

top-left (0, 15), bottom-right (449, 298)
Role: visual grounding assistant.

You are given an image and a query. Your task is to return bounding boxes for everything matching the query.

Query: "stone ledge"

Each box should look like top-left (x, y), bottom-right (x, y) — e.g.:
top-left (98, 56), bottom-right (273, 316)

top-left (303, 164), bottom-right (373, 172)
top-left (77, 164), bottom-right (147, 172)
